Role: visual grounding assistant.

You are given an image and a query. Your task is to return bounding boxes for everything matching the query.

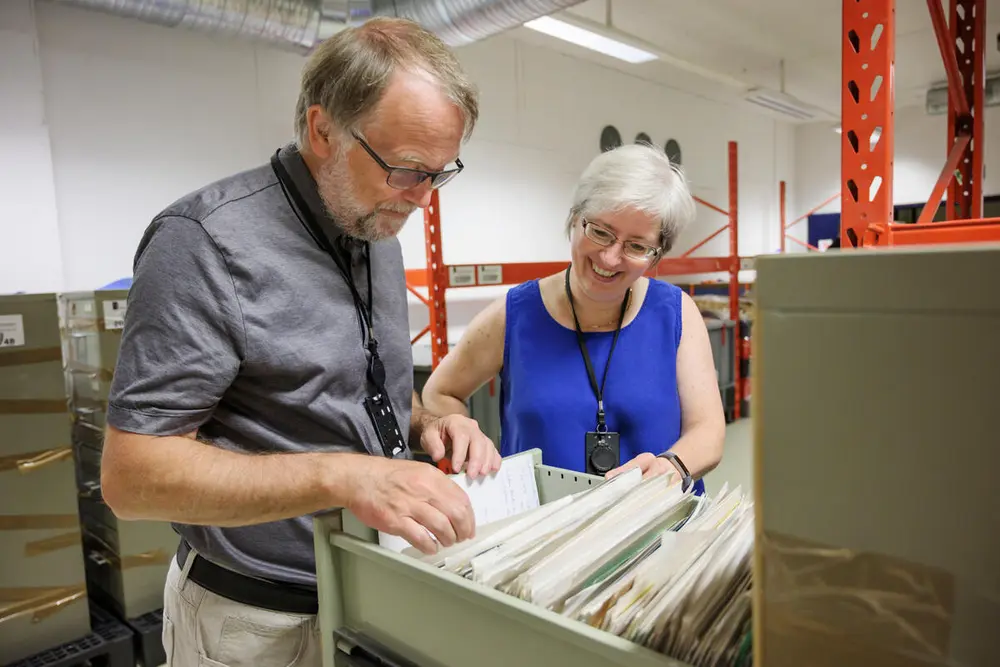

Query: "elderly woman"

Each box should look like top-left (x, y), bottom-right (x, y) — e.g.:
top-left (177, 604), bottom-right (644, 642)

top-left (421, 143), bottom-right (725, 493)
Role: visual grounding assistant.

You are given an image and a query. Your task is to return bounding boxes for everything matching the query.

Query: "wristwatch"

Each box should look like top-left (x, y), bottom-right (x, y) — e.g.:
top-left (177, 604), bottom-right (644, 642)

top-left (656, 450), bottom-right (693, 492)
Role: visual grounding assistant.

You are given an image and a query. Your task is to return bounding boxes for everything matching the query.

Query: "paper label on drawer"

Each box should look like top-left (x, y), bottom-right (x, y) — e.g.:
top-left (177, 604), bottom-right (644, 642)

top-left (0, 314), bottom-right (25, 347)
top-left (102, 299), bottom-right (127, 330)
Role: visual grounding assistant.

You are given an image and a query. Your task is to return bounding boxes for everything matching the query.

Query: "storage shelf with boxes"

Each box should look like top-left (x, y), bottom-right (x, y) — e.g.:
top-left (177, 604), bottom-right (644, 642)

top-left (0, 290), bottom-right (172, 666)
top-left (62, 290), bottom-right (178, 625)
top-left (0, 293), bottom-right (91, 664)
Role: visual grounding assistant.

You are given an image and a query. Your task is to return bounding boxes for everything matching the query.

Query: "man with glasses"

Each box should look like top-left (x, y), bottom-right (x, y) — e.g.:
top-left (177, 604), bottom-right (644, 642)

top-left (100, 17), bottom-right (499, 667)
top-left (422, 142), bottom-right (726, 494)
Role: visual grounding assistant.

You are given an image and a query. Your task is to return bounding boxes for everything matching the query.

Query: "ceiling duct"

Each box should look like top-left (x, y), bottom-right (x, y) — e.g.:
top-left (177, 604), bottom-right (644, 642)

top-left (45, 0), bottom-right (587, 52)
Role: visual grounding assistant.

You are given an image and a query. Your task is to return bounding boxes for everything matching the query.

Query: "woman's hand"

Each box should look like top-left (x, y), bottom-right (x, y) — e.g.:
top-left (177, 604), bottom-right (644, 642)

top-left (605, 452), bottom-right (680, 482)
top-left (420, 414), bottom-right (502, 479)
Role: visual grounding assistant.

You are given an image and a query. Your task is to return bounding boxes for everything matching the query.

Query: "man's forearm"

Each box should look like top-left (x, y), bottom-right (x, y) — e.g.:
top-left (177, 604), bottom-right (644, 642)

top-left (101, 430), bottom-right (364, 526)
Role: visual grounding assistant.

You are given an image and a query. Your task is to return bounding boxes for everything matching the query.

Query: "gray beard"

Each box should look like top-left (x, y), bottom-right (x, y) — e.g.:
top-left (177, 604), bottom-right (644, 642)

top-left (316, 154), bottom-right (411, 243)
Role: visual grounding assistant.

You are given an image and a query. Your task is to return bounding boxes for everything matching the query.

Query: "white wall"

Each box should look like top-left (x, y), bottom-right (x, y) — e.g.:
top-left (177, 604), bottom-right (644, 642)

top-left (1, 1), bottom-right (64, 293)
top-left (2, 1), bottom-right (794, 353)
top-left (795, 104), bottom-right (1000, 222)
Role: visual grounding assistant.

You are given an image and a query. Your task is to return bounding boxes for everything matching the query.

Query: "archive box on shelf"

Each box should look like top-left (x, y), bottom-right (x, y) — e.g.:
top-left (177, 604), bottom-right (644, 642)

top-left (312, 449), bottom-right (696, 667)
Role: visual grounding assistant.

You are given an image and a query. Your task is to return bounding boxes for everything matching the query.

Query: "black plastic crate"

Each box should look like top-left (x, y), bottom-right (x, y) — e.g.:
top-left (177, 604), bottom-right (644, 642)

top-left (83, 583), bottom-right (165, 667)
top-left (124, 608), bottom-right (166, 667)
top-left (4, 604), bottom-right (134, 667)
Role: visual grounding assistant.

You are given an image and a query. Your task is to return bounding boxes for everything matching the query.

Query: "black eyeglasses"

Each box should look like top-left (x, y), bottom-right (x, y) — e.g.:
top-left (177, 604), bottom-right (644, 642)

top-left (352, 133), bottom-right (463, 191)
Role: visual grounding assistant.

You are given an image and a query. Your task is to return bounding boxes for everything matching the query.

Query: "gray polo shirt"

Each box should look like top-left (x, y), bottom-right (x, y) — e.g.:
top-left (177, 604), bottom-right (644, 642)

top-left (107, 143), bottom-right (414, 587)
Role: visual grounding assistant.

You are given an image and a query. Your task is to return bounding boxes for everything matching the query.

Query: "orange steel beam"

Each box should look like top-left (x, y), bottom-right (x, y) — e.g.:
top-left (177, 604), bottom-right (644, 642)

top-left (652, 257), bottom-right (733, 276)
top-left (918, 133), bottom-right (971, 223)
top-left (946, 0), bottom-right (985, 221)
top-left (841, 0), bottom-right (895, 248)
top-left (779, 181), bottom-right (786, 253)
top-left (407, 261), bottom-right (568, 289)
top-left (787, 192), bottom-right (840, 230)
top-left (410, 325), bottom-right (430, 345)
top-left (926, 0), bottom-right (970, 117)
top-left (423, 190), bottom-right (448, 368)
top-left (785, 235), bottom-right (820, 252)
top-left (406, 282), bottom-right (429, 307)
top-left (681, 224), bottom-right (728, 258)
top-left (876, 218), bottom-right (1000, 246)
top-left (692, 196), bottom-right (729, 218)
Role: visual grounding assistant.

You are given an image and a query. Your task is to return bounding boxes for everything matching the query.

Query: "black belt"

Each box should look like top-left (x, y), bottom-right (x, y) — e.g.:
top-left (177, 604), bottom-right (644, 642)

top-left (177, 541), bottom-right (319, 615)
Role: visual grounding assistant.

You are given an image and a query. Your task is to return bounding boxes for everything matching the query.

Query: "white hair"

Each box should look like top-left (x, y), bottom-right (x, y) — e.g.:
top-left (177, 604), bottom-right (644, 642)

top-left (566, 143), bottom-right (696, 254)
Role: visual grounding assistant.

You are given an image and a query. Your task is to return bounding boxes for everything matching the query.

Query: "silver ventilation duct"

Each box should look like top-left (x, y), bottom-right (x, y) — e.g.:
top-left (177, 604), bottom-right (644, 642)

top-left (46, 0), bottom-right (586, 52)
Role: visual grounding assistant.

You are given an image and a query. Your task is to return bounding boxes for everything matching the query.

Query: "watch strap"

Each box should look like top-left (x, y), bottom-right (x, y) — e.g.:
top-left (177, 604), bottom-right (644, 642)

top-left (656, 450), bottom-right (693, 492)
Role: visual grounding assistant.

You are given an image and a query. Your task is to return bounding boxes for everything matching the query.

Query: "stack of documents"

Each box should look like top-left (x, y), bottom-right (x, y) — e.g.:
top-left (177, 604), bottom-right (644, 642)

top-left (399, 456), bottom-right (755, 667)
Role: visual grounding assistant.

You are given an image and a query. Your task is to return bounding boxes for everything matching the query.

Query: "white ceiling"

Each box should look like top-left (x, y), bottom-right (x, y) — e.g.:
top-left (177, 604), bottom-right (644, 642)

top-left (508, 0), bottom-right (1000, 125)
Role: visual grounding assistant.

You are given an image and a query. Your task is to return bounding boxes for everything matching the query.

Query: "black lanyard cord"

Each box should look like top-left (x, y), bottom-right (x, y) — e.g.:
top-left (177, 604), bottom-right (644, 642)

top-left (270, 151), bottom-right (384, 388)
top-left (564, 265), bottom-right (630, 431)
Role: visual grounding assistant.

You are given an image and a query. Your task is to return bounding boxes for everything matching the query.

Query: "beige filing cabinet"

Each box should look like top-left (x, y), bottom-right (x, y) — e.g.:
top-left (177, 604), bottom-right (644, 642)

top-left (61, 290), bottom-right (178, 621)
top-left (0, 293), bottom-right (91, 664)
top-left (753, 245), bottom-right (999, 667)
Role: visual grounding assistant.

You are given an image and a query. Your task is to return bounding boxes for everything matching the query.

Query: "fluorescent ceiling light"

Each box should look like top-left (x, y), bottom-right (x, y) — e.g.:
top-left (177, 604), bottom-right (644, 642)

top-left (523, 16), bottom-right (657, 64)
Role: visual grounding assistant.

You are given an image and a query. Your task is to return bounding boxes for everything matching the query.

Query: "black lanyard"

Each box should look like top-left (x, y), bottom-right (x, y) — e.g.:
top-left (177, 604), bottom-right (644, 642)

top-left (270, 152), bottom-right (386, 391)
top-left (564, 266), bottom-right (630, 432)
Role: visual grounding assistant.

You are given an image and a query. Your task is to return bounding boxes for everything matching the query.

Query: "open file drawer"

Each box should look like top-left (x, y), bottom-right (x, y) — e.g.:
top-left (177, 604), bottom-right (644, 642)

top-left (312, 449), bottom-right (692, 667)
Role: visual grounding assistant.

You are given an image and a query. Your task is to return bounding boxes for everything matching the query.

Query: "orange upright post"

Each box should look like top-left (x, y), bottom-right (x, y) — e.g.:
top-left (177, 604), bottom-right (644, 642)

top-left (423, 190), bottom-right (448, 369)
top-left (946, 0), bottom-right (985, 221)
top-left (727, 141), bottom-right (741, 420)
top-left (423, 191), bottom-right (453, 473)
top-left (841, 0), bottom-right (895, 247)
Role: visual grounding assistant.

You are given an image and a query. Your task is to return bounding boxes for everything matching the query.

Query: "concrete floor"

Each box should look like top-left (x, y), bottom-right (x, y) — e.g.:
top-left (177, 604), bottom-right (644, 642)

top-left (702, 417), bottom-right (753, 497)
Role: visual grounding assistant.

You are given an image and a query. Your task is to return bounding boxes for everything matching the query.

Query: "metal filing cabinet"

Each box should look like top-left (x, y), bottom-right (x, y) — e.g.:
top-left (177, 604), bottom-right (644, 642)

top-left (61, 290), bottom-right (178, 622)
top-left (312, 451), bottom-right (684, 667)
top-left (0, 293), bottom-right (91, 664)
top-left (753, 245), bottom-right (999, 667)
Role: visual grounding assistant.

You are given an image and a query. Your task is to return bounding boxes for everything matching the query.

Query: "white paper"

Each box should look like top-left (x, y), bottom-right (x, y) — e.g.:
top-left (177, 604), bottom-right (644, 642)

top-left (451, 451), bottom-right (539, 526)
top-left (102, 299), bottom-right (127, 330)
top-left (379, 452), bottom-right (541, 553)
top-left (0, 314), bottom-right (25, 347)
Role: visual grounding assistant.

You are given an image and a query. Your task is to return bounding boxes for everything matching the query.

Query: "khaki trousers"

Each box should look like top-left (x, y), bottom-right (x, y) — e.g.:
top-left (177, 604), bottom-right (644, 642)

top-left (162, 549), bottom-right (322, 667)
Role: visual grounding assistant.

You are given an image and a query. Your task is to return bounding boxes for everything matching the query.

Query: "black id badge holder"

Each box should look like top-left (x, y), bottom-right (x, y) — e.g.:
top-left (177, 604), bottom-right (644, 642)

top-left (363, 351), bottom-right (406, 458)
top-left (585, 408), bottom-right (620, 476)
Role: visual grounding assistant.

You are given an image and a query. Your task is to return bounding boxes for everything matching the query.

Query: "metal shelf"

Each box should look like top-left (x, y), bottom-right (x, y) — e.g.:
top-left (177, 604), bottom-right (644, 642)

top-left (841, 0), bottom-right (997, 247)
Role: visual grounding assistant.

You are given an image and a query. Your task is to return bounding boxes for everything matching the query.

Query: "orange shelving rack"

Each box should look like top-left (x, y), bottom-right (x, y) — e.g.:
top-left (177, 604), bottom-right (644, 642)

top-left (842, 0), bottom-right (999, 247)
top-left (406, 141), bottom-right (750, 420)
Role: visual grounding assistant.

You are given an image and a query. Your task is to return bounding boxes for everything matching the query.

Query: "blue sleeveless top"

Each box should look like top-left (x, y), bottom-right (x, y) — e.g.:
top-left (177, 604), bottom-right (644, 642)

top-left (499, 278), bottom-right (705, 496)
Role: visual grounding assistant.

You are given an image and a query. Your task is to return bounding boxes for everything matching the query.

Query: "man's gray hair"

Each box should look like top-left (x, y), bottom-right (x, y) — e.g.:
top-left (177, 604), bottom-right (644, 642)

top-left (566, 143), bottom-right (697, 255)
top-left (294, 17), bottom-right (479, 147)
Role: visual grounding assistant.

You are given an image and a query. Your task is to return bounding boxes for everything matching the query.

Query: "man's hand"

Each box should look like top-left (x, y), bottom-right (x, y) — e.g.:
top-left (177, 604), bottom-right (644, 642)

top-left (605, 452), bottom-right (679, 482)
top-left (345, 457), bottom-right (476, 555)
top-left (420, 414), bottom-right (502, 479)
